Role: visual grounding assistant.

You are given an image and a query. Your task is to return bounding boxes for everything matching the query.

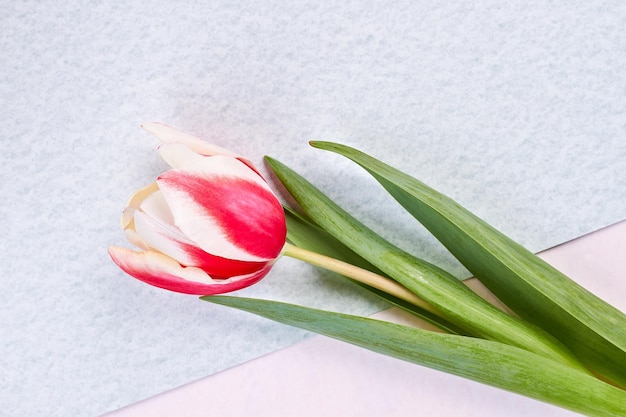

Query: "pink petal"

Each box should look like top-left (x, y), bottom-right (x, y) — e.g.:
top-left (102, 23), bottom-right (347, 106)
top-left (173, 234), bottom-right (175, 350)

top-left (157, 156), bottom-right (286, 262)
top-left (108, 246), bottom-right (272, 295)
top-left (177, 241), bottom-right (270, 278)
top-left (132, 210), bottom-right (271, 277)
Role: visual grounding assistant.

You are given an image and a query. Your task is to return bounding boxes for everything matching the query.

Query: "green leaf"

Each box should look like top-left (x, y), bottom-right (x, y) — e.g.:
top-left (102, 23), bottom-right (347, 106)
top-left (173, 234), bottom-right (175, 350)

top-left (310, 141), bottom-right (626, 387)
top-left (266, 156), bottom-right (585, 370)
top-left (203, 295), bottom-right (626, 417)
top-left (285, 207), bottom-right (467, 335)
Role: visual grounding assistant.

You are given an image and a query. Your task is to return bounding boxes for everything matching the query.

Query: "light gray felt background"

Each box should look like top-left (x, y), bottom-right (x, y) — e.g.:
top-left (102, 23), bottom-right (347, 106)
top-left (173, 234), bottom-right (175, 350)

top-left (1, 1), bottom-right (625, 416)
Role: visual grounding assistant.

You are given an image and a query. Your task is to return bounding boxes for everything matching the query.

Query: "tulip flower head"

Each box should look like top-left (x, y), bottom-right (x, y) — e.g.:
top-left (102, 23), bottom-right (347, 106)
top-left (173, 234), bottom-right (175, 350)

top-left (108, 123), bottom-right (287, 295)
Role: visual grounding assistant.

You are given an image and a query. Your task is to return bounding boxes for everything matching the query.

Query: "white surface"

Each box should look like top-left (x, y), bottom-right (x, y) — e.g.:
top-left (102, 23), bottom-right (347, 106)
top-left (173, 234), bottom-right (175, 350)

top-left (1, 2), bottom-right (626, 416)
top-left (107, 221), bottom-right (626, 417)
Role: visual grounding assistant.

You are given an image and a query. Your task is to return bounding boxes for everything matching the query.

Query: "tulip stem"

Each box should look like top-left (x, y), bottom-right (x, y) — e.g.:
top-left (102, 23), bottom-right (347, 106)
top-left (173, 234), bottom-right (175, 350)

top-left (282, 242), bottom-right (514, 317)
top-left (282, 242), bottom-right (439, 314)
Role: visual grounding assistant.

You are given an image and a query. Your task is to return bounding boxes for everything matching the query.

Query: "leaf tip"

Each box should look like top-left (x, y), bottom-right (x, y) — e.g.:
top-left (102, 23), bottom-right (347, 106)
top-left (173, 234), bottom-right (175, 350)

top-left (263, 155), bottom-right (281, 170)
top-left (309, 140), bottom-right (331, 149)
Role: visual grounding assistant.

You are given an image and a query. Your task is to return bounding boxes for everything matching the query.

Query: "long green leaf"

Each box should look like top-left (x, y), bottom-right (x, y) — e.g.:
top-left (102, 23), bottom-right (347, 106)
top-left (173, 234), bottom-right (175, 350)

top-left (266, 156), bottom-right (585, 370)
top-left (203, 295), bottom-right (626, 417)
top-left (310, 141), bottom-right (626, 387)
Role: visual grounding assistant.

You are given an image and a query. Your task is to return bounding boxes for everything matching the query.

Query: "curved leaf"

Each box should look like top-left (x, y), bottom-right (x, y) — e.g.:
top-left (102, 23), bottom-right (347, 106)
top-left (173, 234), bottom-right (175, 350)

top-left (204, 295), bottom-right (626, 417)
top-left (310, 141), bottom-right (626, 387)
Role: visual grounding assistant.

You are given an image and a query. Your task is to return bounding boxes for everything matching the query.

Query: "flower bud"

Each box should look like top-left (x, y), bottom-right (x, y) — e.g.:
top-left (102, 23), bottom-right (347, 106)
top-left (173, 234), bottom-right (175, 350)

top-left (108, 123), bottom-right (286, 295)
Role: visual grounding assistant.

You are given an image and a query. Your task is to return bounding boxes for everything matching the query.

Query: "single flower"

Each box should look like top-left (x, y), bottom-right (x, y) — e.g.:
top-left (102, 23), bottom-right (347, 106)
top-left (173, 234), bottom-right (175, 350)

top-left (108, 123), bottom-right (287, 295)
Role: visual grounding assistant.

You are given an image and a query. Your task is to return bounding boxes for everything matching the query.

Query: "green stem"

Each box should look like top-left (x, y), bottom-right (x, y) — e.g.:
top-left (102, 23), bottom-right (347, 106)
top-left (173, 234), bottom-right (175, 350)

top-left (284, 242), bottom-right (514, 318)
top-left (283, 242), bottom-right (440, 316)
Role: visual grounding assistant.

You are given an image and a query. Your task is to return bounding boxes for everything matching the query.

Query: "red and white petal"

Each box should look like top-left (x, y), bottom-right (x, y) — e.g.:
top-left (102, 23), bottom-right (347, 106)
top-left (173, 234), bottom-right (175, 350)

top-left (108, 246), bottom-right (271, 295)
top-left (157, 157), bottom-right (286, 262)
top-left (132, 193), bottom-right (270, 277)
top-left (173, 240), bottom-right (272, 278)
top-left (174, 153), bottom-right (270, 191)
top-left (133, 209), bottom-right (199, 267)
top-left (142, 122), bottom-right (239, 158)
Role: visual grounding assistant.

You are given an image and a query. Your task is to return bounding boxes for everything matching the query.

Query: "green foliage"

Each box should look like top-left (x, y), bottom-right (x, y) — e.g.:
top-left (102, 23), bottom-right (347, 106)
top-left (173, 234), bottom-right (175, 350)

top-left (203, 296), bottom-right (626, 417)
top-left (310, 141), bottom-right (626, 387)
top-left (201, 143), bottom-right (626, 416)
top-left (266, 156), bottom-right (583, 369)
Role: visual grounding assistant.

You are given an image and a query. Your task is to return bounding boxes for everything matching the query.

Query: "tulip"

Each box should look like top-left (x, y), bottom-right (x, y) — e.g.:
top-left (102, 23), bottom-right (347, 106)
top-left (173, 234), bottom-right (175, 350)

top-left (108, 123), bottom-right (287, 295)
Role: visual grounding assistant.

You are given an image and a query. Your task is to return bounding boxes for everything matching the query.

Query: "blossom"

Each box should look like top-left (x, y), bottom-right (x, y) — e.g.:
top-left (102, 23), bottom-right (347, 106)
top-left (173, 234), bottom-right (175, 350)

top-left (108, 123), bottom-right (287, 295)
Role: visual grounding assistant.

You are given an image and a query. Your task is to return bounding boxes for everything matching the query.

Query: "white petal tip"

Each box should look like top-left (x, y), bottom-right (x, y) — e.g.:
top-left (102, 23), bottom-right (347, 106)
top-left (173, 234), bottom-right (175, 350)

top-left (141, 122), bottom-right (180, 141)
